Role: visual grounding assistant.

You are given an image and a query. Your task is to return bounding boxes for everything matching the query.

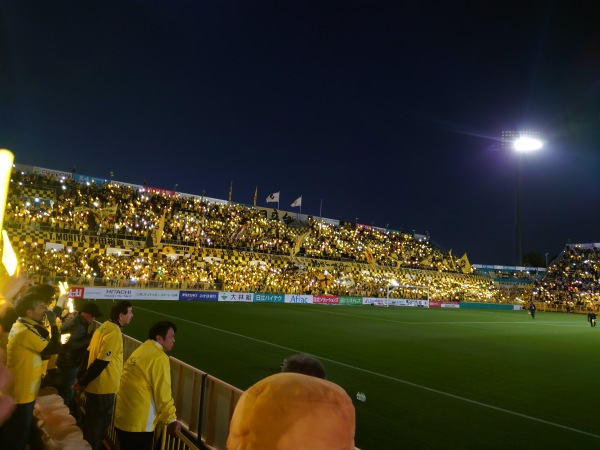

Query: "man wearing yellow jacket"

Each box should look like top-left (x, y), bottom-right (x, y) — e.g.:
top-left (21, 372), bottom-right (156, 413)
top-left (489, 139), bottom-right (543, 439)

top-left (0, 291), bottom-right (61, 449)
top-left (114, 321), bottom-right (181, 448)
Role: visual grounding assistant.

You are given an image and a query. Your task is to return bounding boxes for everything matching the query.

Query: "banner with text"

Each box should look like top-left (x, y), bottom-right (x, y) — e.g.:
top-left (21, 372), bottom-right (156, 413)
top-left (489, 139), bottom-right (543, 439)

top-left (429, 301), bottom-right (460, 308)
top-left (218, 292), bottom-right (254, 302)
top-left (313, 295), bottom-right (339, 305)
top-left (339, 296), bottom-right (363, 305)
top-left (284, 294), bottom-right (313, 304)
top-left (82, 288), bottom-right (179, 300)
top-left (254, 293), bottom-right (285, 303)
top-left (179, 291), bottom-right (219, 302)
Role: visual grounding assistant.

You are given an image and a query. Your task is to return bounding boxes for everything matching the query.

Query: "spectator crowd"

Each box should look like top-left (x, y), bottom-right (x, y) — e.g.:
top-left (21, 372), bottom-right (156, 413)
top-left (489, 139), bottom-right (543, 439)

top-left (5, 167), bottom-right (600, 306)
top-left (534, 244), bottom-right (600, 310)
top-left (4, 168), bottom-right (501, 302)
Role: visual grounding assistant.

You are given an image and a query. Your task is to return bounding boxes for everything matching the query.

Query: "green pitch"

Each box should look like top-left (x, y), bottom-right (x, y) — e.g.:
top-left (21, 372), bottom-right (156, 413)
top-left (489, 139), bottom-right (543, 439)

top-left (90, 301), bottom-right (600, 449)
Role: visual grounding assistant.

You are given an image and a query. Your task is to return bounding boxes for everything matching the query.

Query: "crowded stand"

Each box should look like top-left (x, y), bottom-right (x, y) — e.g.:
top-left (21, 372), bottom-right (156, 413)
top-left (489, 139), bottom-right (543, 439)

top-left (7, 165), bottom-right (600, 307)
top-left (535, 243), bottom-right (600, 310)
top-left (3, 166), bottom-right (503, 303)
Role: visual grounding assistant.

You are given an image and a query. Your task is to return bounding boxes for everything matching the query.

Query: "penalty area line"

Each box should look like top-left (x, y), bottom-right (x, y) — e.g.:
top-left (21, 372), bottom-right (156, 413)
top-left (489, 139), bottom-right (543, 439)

top-left (136, 306), bottom-right (600, 440)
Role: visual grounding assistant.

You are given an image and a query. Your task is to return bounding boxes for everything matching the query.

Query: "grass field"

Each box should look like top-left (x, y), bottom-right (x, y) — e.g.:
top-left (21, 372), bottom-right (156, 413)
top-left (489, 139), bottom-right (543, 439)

top-left (90, 300), bottom-right (600, 449)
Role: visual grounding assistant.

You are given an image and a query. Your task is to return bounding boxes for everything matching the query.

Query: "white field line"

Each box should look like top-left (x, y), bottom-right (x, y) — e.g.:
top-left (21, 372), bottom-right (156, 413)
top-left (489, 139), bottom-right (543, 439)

top-left (136, 306), bottom-right (600, 440)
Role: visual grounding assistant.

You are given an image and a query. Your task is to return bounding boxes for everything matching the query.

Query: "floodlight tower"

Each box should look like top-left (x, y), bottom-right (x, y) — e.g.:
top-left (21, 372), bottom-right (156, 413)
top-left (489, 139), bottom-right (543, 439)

top-left (501, 131), bottom-right (543, 266)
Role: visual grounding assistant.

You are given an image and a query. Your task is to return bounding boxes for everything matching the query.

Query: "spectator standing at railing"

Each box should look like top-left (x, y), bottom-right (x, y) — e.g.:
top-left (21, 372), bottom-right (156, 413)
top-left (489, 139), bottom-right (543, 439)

top-left (56, 301), bottom-right (102, 414)
top-left (73, 300), bottom-right (133, 450)
top-left (0, 291), bottom-right (61, 450)
top-left (114, 320), bottom-right (181, 448)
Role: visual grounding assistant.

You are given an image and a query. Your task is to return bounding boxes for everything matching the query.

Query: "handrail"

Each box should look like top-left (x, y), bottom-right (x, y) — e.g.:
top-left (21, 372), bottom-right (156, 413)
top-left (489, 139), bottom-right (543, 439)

top-left (156, 424), bottom-right (201, 450)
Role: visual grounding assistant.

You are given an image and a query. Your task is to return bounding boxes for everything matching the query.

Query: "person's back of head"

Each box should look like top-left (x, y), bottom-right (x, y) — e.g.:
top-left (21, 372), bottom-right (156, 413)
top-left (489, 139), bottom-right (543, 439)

top-left (281, 353), bottom-right (326, 379)
top-left (0, 303), bottom-right (18, 333)
top-left (26, 284), bottom-right (56, 305)
top-left (227, 372), bottom-right (355, 450)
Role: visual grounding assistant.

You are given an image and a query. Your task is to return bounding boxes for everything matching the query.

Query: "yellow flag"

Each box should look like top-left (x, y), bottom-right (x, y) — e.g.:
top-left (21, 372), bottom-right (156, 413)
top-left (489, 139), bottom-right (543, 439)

top-left (152, 213), bottom-right (166, 246)
top-left (291, 231), bottom-right (310, 257)
top-left (444, 249), bottom-right (455, 270)
top-left (420, 256), bottom-right (432, 266)
top-left (98, 205), bottom-right (118, 217)
top-left (459, 253), bottom-right (472, 274)
top-left (365, 247), bottom-right (375, 265)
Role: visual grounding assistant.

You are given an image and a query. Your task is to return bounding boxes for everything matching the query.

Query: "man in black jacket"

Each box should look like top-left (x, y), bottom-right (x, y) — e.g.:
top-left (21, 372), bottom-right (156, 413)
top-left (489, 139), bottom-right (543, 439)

top-left (57, 301), bottom-right (102, 413)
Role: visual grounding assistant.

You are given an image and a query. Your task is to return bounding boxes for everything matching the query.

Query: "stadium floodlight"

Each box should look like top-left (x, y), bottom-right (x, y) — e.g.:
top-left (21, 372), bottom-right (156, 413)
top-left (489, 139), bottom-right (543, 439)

top-left (501, 131), bottom-right (543, 266)
top-left (514, 137), bottom-right (542, 152)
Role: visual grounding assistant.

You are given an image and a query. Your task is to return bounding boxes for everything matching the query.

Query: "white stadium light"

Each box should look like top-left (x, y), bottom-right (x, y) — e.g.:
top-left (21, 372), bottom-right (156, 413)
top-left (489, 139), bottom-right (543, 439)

top-left (514, 136), bottom-right (543, 152)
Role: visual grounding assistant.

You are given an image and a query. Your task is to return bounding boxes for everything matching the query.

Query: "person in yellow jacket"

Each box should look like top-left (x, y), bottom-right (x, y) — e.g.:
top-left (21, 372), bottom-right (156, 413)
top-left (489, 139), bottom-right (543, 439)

top-left (114, 320), bottom-right (181, 449)
top-left (227, 359), bottom-right (355, 450)
top-left (26, 283), bottom-right (67, 389)
top-left (73, 300), bottom-right (133, 450)
top-left (0, 291), bottom-right (61, 450)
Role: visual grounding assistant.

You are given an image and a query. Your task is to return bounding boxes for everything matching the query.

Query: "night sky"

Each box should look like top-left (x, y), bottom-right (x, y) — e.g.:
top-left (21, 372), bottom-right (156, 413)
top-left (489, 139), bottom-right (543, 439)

top-left (1, 1), bottom-right (599, 266)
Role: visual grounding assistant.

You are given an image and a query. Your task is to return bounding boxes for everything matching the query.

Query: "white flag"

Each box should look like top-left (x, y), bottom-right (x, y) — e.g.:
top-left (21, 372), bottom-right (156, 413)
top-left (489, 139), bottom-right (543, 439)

top-left (266, 192), bottom-right (280, 203)
top-left (291, 196), bottom-right (302, 207)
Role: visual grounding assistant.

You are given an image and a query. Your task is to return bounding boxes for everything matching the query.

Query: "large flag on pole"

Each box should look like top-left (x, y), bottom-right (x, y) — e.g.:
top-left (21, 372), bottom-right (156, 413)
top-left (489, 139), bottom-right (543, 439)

top-left (443, 249), bottom-right (456, 271)
top-left (151, 212), bottom-right (166, 246)
top-left (266, 192), bottom-right (280, 203)
top-left (458, 253), bottom-right (472, 274)
top-left (291, 196), bottom-right (302, 207)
